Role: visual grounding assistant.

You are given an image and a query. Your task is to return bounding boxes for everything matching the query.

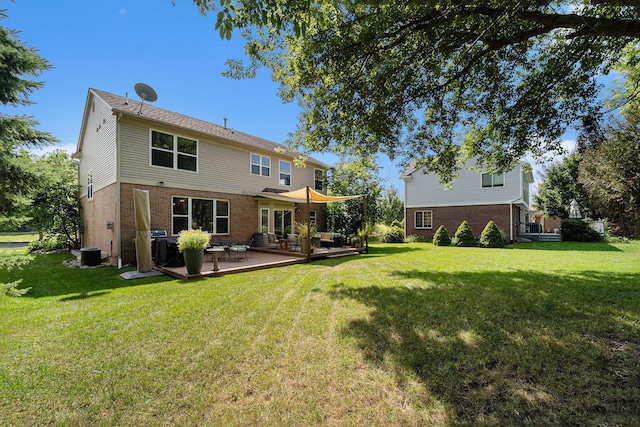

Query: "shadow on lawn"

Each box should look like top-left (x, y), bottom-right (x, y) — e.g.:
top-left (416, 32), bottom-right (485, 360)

top-left (328, 269), bottom-right (640, 425)
top-left (7, 254), bottom-right (174, 299)
top-left (514, 241), bottom-right (623, 252)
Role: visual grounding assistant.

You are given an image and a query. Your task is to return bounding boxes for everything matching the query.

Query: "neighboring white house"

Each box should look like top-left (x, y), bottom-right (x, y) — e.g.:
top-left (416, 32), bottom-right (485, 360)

top-left (401, 159), bottom-right (534, 241)
top-left (74, 88), bottom-right (327, 266)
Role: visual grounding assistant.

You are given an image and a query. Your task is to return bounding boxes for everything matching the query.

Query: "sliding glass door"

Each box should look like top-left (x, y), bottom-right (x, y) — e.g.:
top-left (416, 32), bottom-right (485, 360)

top-left (273, 209), bottom-right (293, 237)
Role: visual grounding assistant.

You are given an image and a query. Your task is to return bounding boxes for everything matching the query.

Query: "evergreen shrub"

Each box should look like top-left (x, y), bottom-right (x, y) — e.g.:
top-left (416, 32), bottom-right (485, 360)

top-left (432, 225), bottom-right (450, 246)
top-left (454, 220), bottom-right (476, 247)
top-left (479, 220), bottom-right (505, 248)
top-left (561, 219), bottom-right (602, 242)
top-left (381, 225), bottom-right (405, 243)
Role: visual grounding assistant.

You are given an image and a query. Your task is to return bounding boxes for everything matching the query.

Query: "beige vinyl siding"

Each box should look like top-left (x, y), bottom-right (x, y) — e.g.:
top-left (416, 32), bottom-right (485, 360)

top-left (405, 163), bottom-right (523, 208)
top-left (78, 95), bottom-right (117, 198)
top-left (118, 121), bottom-right (323, 193)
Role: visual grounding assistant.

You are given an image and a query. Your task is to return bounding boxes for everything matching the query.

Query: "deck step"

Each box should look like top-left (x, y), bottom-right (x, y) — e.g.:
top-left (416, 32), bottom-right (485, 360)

top-left (520, 233), bottom-right (562, 242)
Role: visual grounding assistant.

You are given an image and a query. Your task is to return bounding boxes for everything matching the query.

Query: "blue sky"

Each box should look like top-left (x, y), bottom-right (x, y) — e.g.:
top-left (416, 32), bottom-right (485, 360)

top-left (4, 0), bottom-right (404, 191)
top-left (5, 0), bottom-right (609, 195)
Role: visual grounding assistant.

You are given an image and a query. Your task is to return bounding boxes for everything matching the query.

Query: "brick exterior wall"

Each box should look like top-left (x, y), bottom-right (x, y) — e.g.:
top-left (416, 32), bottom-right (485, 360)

top-left (406, 204), bottom-right (519, 242)
top-left (113, 184), bottom-right (328, 265)
top-left (80, 183), bottom-right (118, 264)
top-left (82, 182), bottom-right (331, 266)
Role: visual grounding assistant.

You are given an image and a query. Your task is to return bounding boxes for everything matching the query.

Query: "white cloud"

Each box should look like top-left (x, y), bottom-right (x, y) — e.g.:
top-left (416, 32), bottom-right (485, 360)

top-left (29, 143), bottom-right (77, 157)
top-left (119, 7), bottom-right (127, 14)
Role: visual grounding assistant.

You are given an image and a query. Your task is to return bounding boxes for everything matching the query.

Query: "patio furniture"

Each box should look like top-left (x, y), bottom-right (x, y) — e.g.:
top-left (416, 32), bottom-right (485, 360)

top-left (287, 234), bottom-right (300, 251)
top-left (277, 238), bottom-right (289, 251)
top-left (206, 247), bottom-right (225, 271)
top-left (228, 239), bottom-right (252, 261)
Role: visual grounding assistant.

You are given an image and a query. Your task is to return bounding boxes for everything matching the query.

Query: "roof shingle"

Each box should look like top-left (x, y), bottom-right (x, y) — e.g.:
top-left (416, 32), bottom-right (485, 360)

top-left (90, 88), bottom-right (323, 165)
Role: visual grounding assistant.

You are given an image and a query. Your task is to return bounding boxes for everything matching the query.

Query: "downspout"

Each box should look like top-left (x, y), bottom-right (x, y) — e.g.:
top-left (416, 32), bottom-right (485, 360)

top-left (116, 112), bottom-right (122, 268)
top-left (509, 202), bottom-right (513, 243)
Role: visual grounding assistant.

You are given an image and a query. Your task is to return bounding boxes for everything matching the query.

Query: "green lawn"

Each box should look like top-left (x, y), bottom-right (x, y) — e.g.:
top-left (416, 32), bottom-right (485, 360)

top-left (0, 232), bottom-right (38, 243)
top-left (2, 242), bottom-right (639, 426)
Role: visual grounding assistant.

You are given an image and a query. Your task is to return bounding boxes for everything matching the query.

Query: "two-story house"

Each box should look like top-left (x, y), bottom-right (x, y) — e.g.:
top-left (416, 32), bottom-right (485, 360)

top-left (74, 88), bottom-right (327, 266)
top-left (402, 159), bottom-right (534, 242)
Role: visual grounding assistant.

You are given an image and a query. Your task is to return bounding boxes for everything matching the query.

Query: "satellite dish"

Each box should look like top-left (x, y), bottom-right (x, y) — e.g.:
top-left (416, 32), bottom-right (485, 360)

top-left (134, 82), bottom-right (158, 114)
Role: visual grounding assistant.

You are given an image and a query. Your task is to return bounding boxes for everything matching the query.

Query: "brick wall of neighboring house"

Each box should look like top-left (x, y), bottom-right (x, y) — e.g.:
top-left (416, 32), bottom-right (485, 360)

top-left (80, 183), bottom-right (118, 264)
top-left (406, 204), bottom-right (516, 241)
top-left (118, 183), bottom-right (262, 265)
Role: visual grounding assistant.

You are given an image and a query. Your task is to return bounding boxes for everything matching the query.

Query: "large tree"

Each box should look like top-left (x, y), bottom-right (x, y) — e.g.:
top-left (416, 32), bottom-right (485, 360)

top-left (30, 150), bottom-right (80, 249)
top-left (191, 0), bottom-right (640, 182)
top-left (0, 10), bottom-right (56, 214)
top-left (377, 185), bottom-right (404, 226)
top-left (326, 156), bottom-right (382, 237)
top-left (534, 151), bottom-right (593, 219)
top-left (579, 109), bottom-right (640, 237)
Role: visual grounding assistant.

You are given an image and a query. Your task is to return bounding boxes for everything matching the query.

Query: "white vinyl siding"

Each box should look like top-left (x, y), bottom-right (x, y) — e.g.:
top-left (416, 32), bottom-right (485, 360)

top-left (77, 94), bottom-right (117, 198)
top-left (118, 121), bottom-right (323, 194)
top-left (405, 162), bottom-right (523, 208)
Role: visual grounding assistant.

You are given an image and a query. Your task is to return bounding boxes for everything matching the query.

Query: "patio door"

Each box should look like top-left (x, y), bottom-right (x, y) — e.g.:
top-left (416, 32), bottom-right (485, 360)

top-left (273, 209), bottom-right (293, 237)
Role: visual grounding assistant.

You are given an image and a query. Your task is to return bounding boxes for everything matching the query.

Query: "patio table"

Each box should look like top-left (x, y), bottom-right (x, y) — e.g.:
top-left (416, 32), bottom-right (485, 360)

top-left (207, 247), bottom-right (225, 272)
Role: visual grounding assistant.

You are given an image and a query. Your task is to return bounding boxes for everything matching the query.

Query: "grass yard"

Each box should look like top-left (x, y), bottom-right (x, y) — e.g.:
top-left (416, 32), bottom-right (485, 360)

top-left (0, 232), bottom-right (38, 243)
top-left (1, 242), bottom-right (639, 426)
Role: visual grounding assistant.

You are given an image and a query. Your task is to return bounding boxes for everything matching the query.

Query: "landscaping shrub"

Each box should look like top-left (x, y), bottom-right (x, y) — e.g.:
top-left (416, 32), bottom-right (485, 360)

top-left (561, 219), bottom-right (603, 242)
top-left (380, 225), bottom-right (405, 243)
top-left (454, 220), bottom-right (476, 247)
top-left (28, 234), bottom-right (68, 252)
top-left (479, 220), bottom-right (505, 248)
top-left (432, 225), bottom-right (450, 246)
top-left (404, 234), bottom-right (428, 243)
top-left (0, 217), bottom-right (31, 232)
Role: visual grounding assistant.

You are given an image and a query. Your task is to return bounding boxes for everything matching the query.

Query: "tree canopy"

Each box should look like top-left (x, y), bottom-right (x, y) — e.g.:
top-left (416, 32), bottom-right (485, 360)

top-left (191, 0), bottom-right (640, 182)
top-left (0, 11), bottom-right (56, 214)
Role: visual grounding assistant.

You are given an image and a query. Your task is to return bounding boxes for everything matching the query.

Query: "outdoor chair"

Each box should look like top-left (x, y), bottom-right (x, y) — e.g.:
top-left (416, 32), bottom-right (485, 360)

top-left (228, 238), bottom-right (252, 261)
top-left (287, 233), bottom-right (300, 251)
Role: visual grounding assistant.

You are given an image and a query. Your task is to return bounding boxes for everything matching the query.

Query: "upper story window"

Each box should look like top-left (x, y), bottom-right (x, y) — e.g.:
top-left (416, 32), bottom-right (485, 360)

top-left (482, 173), bottom-right (504, 188)
top-left (279, 160), bottom-right (291, 186)
top-left (251, 153), bottom-right (270, 177)
top-left (87, 170), bottom-right (93, 200)
top-left (314, 168), bottom-right (324, 191)
top-left (151, 130), bottom-right (197, 172)
top-left (415, 210), bottom-right (432, 229)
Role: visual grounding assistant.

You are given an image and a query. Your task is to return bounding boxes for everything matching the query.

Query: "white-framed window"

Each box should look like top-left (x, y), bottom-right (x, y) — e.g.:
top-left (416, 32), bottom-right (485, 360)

top-left (150, 130), bottom-right (197, 172)
top-left (172, 196), bottom-right (229, 235)
top-left (415, 210), bottom-right (432, 229)
top-left (314, 168), bottom-right (324, 191)
top-left (87, 170), bottom-right (93, 200)
top-left (309, 210), bottom-right (317, 226)
top-left (279, 160), bottom-right (291, 186)
top-left (482, 173), bottom-right (504, 188)
top-left (251, 153), bottom-right (270, 177)
top-left (260, 208), bottom-right (270, 233)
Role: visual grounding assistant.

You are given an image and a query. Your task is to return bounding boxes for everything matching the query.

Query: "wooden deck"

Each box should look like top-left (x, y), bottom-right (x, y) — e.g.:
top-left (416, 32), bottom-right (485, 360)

top-left (156, 246), bottom-right (364, 280)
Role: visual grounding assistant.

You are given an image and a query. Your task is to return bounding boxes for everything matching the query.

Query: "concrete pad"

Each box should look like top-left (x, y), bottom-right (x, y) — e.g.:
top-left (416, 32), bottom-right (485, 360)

top-left (119, 270), bottom-right (165, 280)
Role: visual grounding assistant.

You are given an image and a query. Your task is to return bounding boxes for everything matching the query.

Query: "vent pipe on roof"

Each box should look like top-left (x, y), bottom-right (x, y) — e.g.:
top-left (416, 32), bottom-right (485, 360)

top-left (223, 118), bottom-right (228, 129)
top-left (124, 92), bottom-right (128, 105)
